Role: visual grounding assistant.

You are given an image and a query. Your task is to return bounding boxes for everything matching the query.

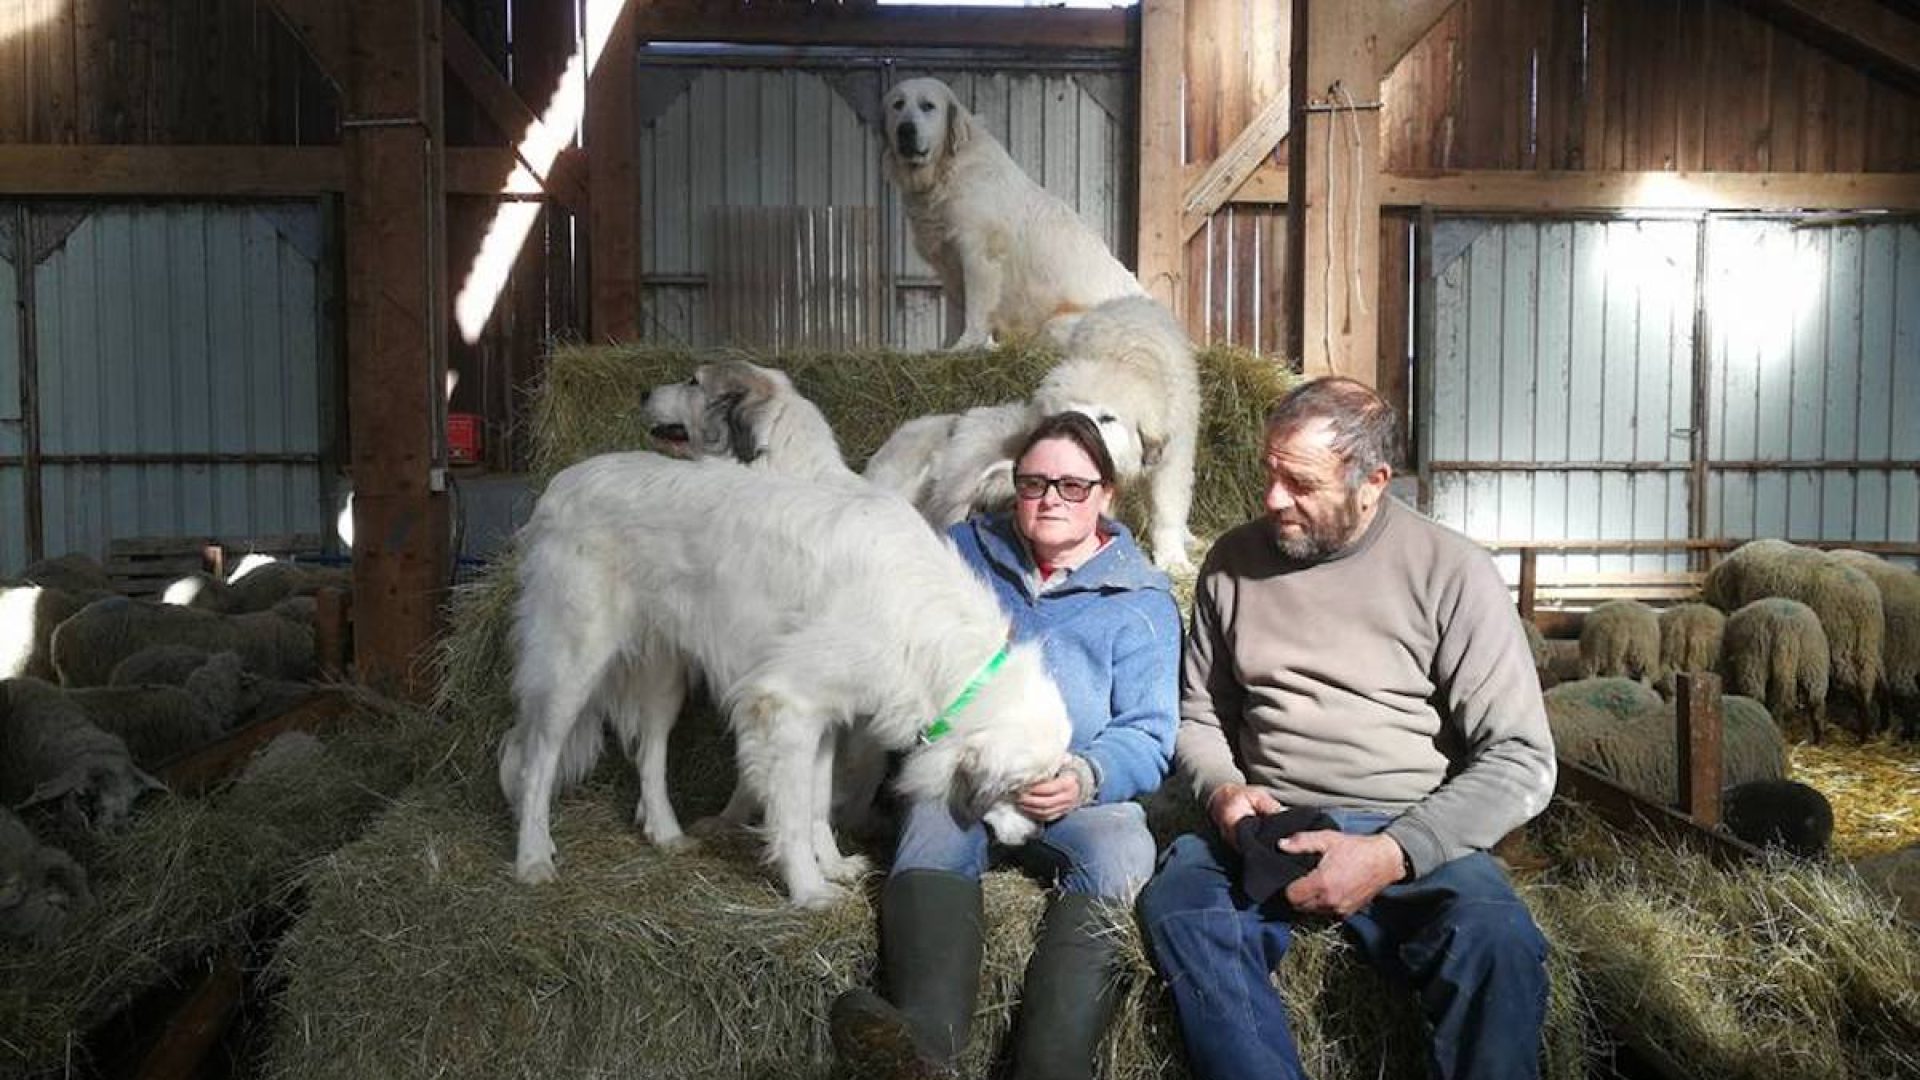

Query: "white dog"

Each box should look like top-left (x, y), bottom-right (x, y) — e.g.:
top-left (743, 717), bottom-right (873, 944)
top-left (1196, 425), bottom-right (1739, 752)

top-left (641, 358), bottom-right (855, 483)
top-left (883, 76), bottom-right (1145, 350)
top-left (499, 453), bottom-right (1072, 908)
top-left (864, 296), bottom-right (1201, 570)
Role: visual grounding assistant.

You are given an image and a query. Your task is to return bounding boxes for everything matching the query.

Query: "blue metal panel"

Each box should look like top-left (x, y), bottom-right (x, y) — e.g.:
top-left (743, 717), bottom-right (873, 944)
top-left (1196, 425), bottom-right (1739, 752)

top-left (19, 203), bottom-right (328, 571)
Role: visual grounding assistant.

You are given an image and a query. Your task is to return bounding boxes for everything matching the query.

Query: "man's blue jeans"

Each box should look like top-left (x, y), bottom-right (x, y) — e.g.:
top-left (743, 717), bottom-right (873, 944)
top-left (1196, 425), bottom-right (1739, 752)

top-left (1136, 811), bottom-right (1548, 1080)
top-left (892, 797), bottom-right (1158, 900)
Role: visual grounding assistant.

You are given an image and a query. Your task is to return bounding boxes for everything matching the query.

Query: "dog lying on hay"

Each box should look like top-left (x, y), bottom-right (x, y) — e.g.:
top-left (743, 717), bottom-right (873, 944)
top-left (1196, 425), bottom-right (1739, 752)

top-left (882, 76), bottom-right (1145, 350)
top-left (499, 452), bottom-right (1073, 908)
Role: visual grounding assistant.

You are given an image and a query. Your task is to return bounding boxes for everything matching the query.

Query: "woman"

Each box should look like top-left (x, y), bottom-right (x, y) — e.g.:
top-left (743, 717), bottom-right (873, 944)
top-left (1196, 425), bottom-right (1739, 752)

top-left (830, 412), bottom-right (1182, 1080)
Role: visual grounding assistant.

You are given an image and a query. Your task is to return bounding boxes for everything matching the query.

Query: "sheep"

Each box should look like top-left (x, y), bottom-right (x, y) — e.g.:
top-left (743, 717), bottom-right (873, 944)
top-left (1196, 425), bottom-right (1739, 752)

top-left (61, 653), bottom-right (248, 768)
top-left (1829, 550), bottom-right (1920, 739)
top-left (1721, 778), bottom-right (1834, 859)
top-left (1720, 597), bottom-right (1831, 741)
top-left (0, 585), bottom-right (99, 681)
top-left (18, 552), bottom-right (114, 595)
top-left (1544, 677), bottom-right (1666, 761)
top-left (1523, 620), bottom-right (1554, 688)
top-left (163, 557), bottom-right (350, 615)
top-left (0, 677), bottom-right (163, 830)
top-left (1566, 693), bottom-right (1787, 807)
top-left (108, 644), bottom-right (216, 688)
top-left (1657, 602), bottom-right (1726, 696)
top-left (1579, 599), bottom-right (1663, 683)
top-left (1706, 540), bottom-right (1884, 737)
top-left (0, 804), bottom-right (91, 946)
top-left (49, 595), bottom-right (316, 687)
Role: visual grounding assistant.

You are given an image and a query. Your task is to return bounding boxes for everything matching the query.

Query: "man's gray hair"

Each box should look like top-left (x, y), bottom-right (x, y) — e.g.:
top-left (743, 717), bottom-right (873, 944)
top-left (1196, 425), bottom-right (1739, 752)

top-left (1264, 376), bottom-right (1402, 488)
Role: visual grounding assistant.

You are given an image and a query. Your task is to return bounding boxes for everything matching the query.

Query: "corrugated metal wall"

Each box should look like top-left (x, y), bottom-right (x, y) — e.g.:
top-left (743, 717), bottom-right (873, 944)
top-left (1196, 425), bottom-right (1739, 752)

top-left (1423, 214), bottom-right (1920, 583)
top-left (1708, 218), bottom-right (1920, 547)
top-left (0, 202), bottom-right (332, 575)
top-left (636, 55), bottom-right (1130, 352)
top-left (1426, 217), bottom-right (1699, 584)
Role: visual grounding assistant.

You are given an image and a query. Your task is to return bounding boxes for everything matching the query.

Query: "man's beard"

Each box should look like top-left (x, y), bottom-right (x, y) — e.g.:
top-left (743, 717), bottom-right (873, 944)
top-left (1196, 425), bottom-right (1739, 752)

top-left (1274, 490), bottom-right (1363, 561)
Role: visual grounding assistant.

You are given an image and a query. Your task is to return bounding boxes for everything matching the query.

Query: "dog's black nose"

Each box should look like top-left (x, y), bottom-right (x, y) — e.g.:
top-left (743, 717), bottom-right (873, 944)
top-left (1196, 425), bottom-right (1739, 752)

top-left (895, 124), bottom-right (918, 155)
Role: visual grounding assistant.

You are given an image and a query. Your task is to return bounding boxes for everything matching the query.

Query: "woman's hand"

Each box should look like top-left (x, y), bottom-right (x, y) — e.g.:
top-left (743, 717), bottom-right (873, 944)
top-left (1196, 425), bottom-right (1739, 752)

top-left (1017, 771), bottom-right (1083, 823)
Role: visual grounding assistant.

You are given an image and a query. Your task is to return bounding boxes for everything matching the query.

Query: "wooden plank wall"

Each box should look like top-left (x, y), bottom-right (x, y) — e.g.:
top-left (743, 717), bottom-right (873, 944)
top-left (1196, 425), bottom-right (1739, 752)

top-left (1381, 0), bottom-right (1920, 173)
top-left (0, 0), bottom-right (336, 144)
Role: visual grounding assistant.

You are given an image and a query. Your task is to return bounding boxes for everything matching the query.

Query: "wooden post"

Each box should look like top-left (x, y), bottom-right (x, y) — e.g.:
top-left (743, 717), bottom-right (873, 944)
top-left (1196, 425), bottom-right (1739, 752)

top-left (1676, 670), bottom-right (1724, 826)
top-left (1517, 547), bottom-right (1537, 623)
top-left (585, 0), bottom-right (638, 341)
top-left (1287, 0), bottom-right (1381, 381)
top-left (1136, 0), bottom-right (1185, 322)
top-left (344, 0), bottom-right (451, 703)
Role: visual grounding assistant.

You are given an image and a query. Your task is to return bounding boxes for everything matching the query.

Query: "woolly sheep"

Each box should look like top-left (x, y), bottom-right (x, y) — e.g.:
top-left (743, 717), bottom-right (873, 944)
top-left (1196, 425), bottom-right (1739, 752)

top-left (18, 552), bottom-right (113, 595)
top-left (0, 585), bottom-right (98, 681)
top-left (1568, 693), bottom-right (1787, 807)
top-left (1523, 620), bottom-right (1554, 688)
top-left (50, 595), bottom-right (316, 687)
top-left (1721, 778), bottom-right (1833, 859)
top-left (108, 644), bottom-right (216, 688)
top-left (1829, 550), bottom-right (1920, 739)
top-left (1706, 540), bottom-right (1884, 736)
top-left (0, 677), bottom-right (163, 830)
top-left (64, 653), bottom-right (248, 768)
top-left (1580, 599), bottom-right (1662, 683)
top-left (1720, 597), bottom-right (1831, 741)
top-left (1544, 677), bottom-right (1666, 760)
top-left (0, 804), bottom-right (91, 945)
top-left (164, 558), bottom-right (350, 615)
top-left (1657, 602), bottom-right (1725, 695)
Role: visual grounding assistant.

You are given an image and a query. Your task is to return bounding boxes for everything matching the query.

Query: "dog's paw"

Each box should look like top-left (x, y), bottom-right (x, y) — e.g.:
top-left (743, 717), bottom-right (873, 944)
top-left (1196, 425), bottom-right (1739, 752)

top-left (1150, 539), bottom-right (1195, 575)
top-left (948, 329), bottom-right (994, 351)
top-left (514, 856), bottom-right (558, 885)
top-left (821, 852), bottom-right (874, 884)
top-left (983, 804), bottom-right (1041, 846)
top-left (789, 882), bottom-right (850, 911)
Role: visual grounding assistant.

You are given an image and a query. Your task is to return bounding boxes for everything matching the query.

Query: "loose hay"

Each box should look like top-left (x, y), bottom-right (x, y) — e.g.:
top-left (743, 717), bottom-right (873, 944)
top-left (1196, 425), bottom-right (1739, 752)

top-left (0, 700), bottom-right (445, 1076)
top-left (1790, 735), bottom-right (1920, 861)
top-left (1533, 801), bottom-right (1920, 1080)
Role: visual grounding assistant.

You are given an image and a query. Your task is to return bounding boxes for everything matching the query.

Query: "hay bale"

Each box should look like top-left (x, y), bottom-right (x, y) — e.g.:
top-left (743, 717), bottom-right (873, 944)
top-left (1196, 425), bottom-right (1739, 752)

top-left (1722, 597), bottom-right (1831, 739)
top-left (1851, 844), bottom-right (1920, 924)
top-left (264, 772), bottom-right (1587, 1080)
top-left (0, 702), bottom-right (444, 1076)
top-left (1533, 803), bottom-right (1920, 1080)
top-left (1579, 600), bottom-right (1662, 683)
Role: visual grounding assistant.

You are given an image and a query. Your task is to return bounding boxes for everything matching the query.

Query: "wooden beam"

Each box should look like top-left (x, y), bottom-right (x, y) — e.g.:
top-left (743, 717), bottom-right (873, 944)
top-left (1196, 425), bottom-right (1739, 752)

top-left (441, 6), bottom-right (589, 214)
top-left (1373, 0), bottom-right (1464, 79)
top-left (1731, 0), bottom-right (1920, 91)
top-left (263, 0), bottom-right (350, 89)
top-left (1289, 0), bottom-right (1381, 382)
top-left (446, 146), bottom-right (587, 197)
top-left (630, 6), bottom-right (1132, 51)
top-left (1137, 0), bottom-right (1185, 321)
top-left (1676, 672), bottom-right (1725, 828)
top-left (345, 0), bottom-right (452, 704)
top-left (1554, 759), bottom-right (1763, 868)
top-left (1212, 165), bottom-right (1920, 211)
top-left (0, 146), bottom-right (347, 195)
top-left (133, 949), bottom-right (246, 1080)
top-left (159, 690), bottom-right (357, 795)
top-left (587, 0), bottom-right (639, 341)
top-left (1181, 87), bottom-right (1291, 241)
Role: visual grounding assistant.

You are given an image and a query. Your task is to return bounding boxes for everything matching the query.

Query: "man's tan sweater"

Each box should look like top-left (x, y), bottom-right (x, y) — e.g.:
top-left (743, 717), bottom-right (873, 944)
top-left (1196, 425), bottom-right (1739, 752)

top-left (1178, 497), bottom-right (1557, 877)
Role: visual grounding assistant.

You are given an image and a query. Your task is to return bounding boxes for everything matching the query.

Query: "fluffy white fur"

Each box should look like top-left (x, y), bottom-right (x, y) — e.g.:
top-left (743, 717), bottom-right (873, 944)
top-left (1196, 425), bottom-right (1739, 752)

top-left (864, 296), bottom-right (1201, 570)
top-left (1035, 295), bottom-right (1201, 571)
top-left (883, 76), bottom-right (1145, 350)
top-left (640, 359), bottom-right (856, 483)
top-left (500, 454), bottom-right (1072, 908)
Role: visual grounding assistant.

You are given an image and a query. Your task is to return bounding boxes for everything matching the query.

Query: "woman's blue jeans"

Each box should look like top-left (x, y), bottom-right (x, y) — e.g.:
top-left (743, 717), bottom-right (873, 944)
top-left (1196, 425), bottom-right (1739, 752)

top-left (1135, 811), bottom-right (1549, 1080)
top-left (892, 797), bottom-right (1158, 901)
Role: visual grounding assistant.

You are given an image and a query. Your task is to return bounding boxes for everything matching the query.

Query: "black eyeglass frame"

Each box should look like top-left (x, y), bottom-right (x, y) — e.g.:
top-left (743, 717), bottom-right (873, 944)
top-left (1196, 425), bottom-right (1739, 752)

top-left (1012, 473), bottom-right (1104, 503)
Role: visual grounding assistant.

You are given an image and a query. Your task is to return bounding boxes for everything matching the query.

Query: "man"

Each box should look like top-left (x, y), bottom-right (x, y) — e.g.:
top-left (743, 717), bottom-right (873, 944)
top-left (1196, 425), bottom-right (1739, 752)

top-left (1136, 376), bottom-right (1556, 1080)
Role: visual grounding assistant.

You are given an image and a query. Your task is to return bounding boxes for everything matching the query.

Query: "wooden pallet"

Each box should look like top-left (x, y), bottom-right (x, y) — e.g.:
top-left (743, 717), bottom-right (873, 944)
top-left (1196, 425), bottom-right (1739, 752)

top-left (106, 533), bottom-right (328, 598)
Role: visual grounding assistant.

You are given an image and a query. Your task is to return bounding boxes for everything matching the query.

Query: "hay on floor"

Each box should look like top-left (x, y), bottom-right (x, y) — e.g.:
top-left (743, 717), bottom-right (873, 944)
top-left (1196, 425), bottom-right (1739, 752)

top-left (1789, 735), bottom-right (1920, 861)
top-left (0, 701), bottom-right (445, 1076)
top-left (1531, 800), bottom-right (1920, 1080)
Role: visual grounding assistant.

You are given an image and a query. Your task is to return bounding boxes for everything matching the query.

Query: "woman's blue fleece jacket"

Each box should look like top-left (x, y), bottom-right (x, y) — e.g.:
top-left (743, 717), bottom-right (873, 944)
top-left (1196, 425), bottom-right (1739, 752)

top-left (948, 513), bottom-right (1181, 804)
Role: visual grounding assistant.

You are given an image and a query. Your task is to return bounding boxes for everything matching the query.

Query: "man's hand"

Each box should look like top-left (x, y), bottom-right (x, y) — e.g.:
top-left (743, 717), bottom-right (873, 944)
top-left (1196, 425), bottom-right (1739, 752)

top-left (1207, 783), bottom-right (1282, 850)
top-left (1280, 832), bottom-right (1407, 917)
top-left (1017, 772), bottom-right (1082, 823)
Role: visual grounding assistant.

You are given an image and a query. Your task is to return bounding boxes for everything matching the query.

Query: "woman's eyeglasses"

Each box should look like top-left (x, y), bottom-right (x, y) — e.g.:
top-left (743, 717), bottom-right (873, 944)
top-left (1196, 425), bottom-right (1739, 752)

top-left (1013, 474), bottom-right (1102, 503)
